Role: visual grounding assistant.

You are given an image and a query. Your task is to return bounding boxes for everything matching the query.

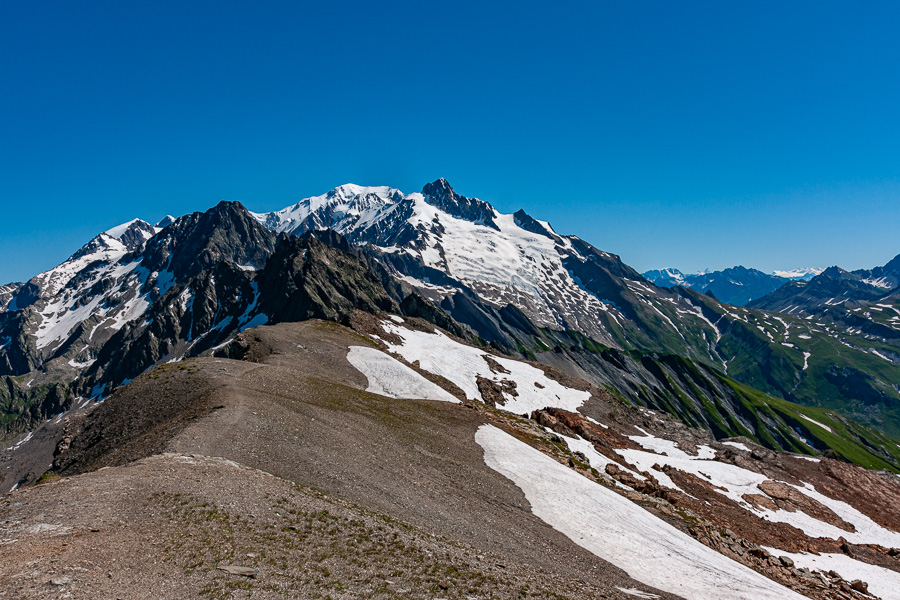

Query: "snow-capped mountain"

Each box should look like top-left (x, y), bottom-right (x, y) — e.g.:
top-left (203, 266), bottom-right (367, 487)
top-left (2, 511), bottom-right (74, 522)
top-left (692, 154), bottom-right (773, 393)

top-left (252, 179), bottom-right (614, 335)
top-left (644, 266), bottom-right (829, 306)
top-left (0, 219), bottom-right (162, 375)
top-left (252, 178), bottom-right (725, 356)
top-left (750, 256), bottom-right (900, 315)
top-left (5, 219), bottom-right (155, 312)
top-left (250, 181), bottom-right (900, 437)
top-left (772, 267), bottom-right (824, 281)
top-left (642, 267), bottom-right (687, 287)
top-left (853, 253), bottom-right (900, 290)
top-left (0, 206), bottom-right (277, 390)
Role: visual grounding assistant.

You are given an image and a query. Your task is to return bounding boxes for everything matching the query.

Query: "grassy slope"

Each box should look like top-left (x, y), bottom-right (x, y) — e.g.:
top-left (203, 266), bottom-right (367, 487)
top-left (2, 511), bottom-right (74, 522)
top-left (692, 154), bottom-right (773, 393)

top-left (529, 328), bottom-right (900, 472)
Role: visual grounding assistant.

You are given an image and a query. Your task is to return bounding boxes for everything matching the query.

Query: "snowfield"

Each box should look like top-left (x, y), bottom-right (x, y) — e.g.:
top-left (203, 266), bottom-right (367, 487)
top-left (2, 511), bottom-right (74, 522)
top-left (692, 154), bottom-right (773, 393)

top-left (346, 346), bottom-right (459, 403)
top-left (376, 320), bottom-right (590, 414)
top-left (476, 424), bottom-right (807, 600)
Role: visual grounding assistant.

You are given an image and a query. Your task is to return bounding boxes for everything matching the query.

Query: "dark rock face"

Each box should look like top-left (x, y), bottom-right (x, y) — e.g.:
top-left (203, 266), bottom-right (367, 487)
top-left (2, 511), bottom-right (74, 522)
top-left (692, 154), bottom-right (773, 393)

top-left (117, 220), bottom-right (158, 251)
top-left (138, 201), bottom-right (279, 281)
top-left (258, 235), bottom-right (397, 324)
top-left (85, 233), bottom-right (402, 396)
top-left (422, 178), bottom-right (500, 231)
top-left (7, 281), bottom-right (40, 311)
top-left (399, 293), bottom-right (468, 339)
top-left (0, 282), bottom-right (24, 311)
top-left (85, 261), bottom-right (260, 391)
top-left (512, 209), bottom-right (554, 238)
top-left (0, 310), bottom-right (40, 376)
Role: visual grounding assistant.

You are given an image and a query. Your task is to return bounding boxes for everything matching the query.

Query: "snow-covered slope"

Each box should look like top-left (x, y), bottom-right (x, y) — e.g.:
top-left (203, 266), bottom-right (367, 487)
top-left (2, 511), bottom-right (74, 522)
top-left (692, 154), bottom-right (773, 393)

top-left (10, 219), bottom-right (156, 306)
top-left (772, 268), bottom-right (824, 281)
top-left (254, 181), bottom-right (619, 333)
top-left (253, 179), bottom-right (728, 356)
top-left (477, 424), bottom-right (807, 600)
top-left (373, 317), bottom-right (590, 415)
top-left (4, 219), bottom-right (161, 361)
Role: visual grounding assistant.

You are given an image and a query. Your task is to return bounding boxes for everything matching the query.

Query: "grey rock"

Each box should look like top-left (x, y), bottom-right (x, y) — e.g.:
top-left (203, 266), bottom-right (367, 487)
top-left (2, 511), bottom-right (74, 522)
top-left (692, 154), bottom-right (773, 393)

top-left (217, 565), bottom-right (258, 578)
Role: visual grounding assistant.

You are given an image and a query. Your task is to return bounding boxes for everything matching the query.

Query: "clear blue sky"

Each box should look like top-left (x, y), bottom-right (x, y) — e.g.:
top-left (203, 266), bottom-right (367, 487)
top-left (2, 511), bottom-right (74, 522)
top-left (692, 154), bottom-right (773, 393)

top-left (2, 1), bottom-right (899, 283)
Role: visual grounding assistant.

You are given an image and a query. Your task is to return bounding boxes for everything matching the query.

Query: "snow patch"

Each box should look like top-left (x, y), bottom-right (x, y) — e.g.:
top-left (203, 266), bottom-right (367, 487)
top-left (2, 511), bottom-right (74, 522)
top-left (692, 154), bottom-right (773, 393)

top-left (476, 425), bottom-right (807, 600)
top-left (798, 414), bottom-right (833, 433)
top-left (721, 441), bottom-right (751, 452)
top-left (377, 321), bottom-right (590, 415)
top-left (346, 346), bottom-right (459, 403)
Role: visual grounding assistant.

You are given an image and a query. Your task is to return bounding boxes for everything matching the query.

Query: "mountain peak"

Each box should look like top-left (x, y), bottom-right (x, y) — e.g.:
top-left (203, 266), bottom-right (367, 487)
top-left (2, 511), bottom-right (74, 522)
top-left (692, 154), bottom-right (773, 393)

top-left (326, 183), bottom-right (399, 200)
top-left (421, 179), bottom-right (499, 231)
top-left (820, 266), bottom-right (846, 279)
top-left (156, 215), bottom-right (177, 229)
top-left (513, 209), bottom-right (555, 238)
top-left (105, 219), bottom-right (157, 251)
top-left (421, 177), bottom-right (453, 195)
top-left (140, 200), bottom-right (278, 280)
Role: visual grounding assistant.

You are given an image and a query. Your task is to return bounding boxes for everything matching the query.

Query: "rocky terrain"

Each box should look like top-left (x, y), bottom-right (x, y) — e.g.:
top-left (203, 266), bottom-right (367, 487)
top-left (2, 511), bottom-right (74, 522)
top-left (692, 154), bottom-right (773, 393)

top-left (4, 317), bottom-right (900, 599)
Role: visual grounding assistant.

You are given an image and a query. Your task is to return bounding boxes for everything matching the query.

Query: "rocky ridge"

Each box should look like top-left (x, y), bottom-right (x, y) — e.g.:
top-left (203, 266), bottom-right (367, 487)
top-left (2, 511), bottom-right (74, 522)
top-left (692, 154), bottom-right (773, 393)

top-left (4, 317), bottom-right (900, 599)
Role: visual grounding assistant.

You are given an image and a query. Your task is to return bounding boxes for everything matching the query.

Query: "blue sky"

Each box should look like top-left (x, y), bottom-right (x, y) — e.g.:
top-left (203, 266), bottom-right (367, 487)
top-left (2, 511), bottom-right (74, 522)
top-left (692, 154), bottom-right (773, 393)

top-left (2, 1), bottom-right (899, 283)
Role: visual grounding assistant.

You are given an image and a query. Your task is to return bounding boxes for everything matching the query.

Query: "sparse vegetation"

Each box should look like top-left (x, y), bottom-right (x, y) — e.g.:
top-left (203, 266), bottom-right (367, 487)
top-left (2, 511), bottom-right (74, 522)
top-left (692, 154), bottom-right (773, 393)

top-left (150, 487), bottom-right (582, 599)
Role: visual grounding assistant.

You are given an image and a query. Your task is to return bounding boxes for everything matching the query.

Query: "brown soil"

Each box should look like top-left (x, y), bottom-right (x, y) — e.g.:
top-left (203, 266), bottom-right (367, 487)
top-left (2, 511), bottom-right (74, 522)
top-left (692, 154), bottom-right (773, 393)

top-left (1, 453), bottom-right (646, 599)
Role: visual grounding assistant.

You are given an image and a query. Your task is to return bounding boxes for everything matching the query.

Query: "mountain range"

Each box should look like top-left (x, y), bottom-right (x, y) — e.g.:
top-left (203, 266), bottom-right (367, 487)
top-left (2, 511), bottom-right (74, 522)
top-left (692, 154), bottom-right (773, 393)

top-left (2, 179), bottom-right (900, 448)
top-left (4, 178), bottom-right (900, 598)
top-left (643, 266), bottom-right (823, 306)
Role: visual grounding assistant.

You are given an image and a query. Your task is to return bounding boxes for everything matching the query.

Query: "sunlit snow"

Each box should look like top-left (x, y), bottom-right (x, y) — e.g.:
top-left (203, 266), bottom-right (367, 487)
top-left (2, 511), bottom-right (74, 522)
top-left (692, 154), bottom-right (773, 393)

top-left (476, 424), bottom-right (807, 600)
top-left (377, 320), bottom-right (590, 414)
top-left (346, 346), bottom-right (459, 403)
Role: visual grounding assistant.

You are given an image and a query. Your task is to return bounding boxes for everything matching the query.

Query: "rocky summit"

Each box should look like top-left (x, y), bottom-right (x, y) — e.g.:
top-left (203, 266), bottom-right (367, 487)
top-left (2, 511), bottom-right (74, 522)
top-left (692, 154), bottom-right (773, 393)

top-left (3, 180), bottom-right (900, 600)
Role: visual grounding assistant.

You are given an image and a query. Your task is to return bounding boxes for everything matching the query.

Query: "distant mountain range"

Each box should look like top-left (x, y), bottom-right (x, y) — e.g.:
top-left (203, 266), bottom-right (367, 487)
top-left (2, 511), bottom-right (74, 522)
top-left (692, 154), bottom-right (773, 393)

top-left (643, 266), bottom-right (823, 306)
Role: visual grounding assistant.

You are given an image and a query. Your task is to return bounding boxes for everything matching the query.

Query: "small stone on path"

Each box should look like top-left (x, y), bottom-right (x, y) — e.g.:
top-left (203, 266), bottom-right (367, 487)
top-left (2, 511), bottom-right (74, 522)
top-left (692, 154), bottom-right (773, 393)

top-left (217, 565), bottom-right (258, 578)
